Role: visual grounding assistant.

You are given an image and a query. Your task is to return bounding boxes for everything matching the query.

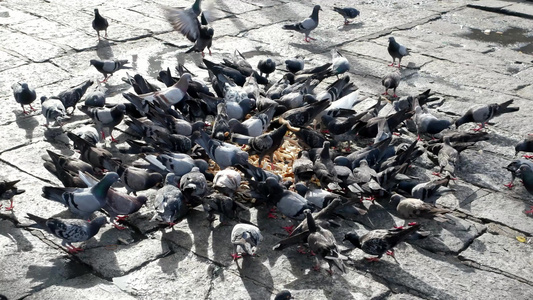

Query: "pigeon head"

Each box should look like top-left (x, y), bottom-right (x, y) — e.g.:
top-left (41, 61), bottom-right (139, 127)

top-left (137, 196), bottom-right (149, 206)
top-left (40, 96), bottom-right (48, 104)
top-left (344, 231), bottom-right (361, 248)
top-left (293, 182), bottom-right (308, 196)
top-left (91, 216), bottom-right (108, 227)
top-left (389, 37), bottom-right (396, 43)
top-left (94, 8), bottom-right (100, 15)
top-left (389, 193), bottom-right (405, 206)
top-left (274, 290), bottom-right (293, 300)
top-left (234, 151), bottom-right (250, 166)
top-left (164, 173), bottom-right (180, 186)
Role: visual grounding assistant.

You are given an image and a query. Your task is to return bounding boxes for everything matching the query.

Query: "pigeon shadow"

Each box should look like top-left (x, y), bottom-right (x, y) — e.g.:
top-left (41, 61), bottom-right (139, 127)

top-left (26, 256), bottom-right (92, 293)
top-left (14, 112), bottom-right (39, 141)
top-left (0, 220), bottom-right (33, 252)
top-left (184, 208), bottom-right (212, 258)
top-left (159, 228), bottom-right (193, 275)
top-left (283, 271), bottom-right (356, 300)
top-left (237, 256), bottom-right (274, 300)
top-left (96, 40), bottom-right (115, 60)
top-left (337, 22), bottom-right (364, 31)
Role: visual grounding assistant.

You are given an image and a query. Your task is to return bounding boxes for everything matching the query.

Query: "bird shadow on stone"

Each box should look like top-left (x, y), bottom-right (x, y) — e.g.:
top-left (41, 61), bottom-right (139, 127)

top-left (159, 228), bottom-right (193, 275)
top-left (348, 202), bottom-right (399, 229)
top-left (105, 82), bottom-right (132, 98)
top-left (96, 40), bottom-right (115, 60)
top-left (288, 42), bottom-right (330, 55)
top-left (337, 22), bottom-right (364, 31)
top-left (26, 256), bottom-right (92, 293)
top-left (283, 271), bottom-right (357, 300)
top-left (185, 208), bottom-right (212, 257)
top-left (43, 129), bottom-right (74, 155)
top-left (15, 112), bottom-right (39, 141)
top-left (0, 220), bottom-right (33, 252)
top-left (236, 256), bottom-right (274, 300)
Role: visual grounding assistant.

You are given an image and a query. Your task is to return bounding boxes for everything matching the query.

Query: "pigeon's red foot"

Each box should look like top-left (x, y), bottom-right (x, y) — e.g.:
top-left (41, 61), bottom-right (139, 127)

top-left (267, 213), bottom-right (278, 219)
top-left (365, 257), bottom-right (380, 262)
top-left (167, 222), bottom-right (177, 228)
top-left (309, 251), bottom-right (316, 257)
top-left (392, 94), bottom-right (398, 98)
top-left (504, 182), bottom-right (514, 189)
top-left (115, 216), bottom-right (128, 222)
top-left (110, 136), bottom-right (118, 143)
top-left (209, 49), bottom-right (212, 56)
top-left (525, 207), bottom-right (533, 215)
top-left (432, 172), bottom-right (441, 177)
top-left (364, 196), bottom-right (375, 203)
top-left (5, 200), bottom-right (14, 211)
top-left (282, 225), bottom-right (294, 235)
top-left (388, 63), bottom-right (395, 67)
top-left (523, 155), bottom-right (533, 159)
top-left (394, 225), bottom-right (404, 229)
top-left (313, 264), bottom-right (321, 271)
top-left (393, 132), bottom-right (401, 136)
top-left (231, 253), bottom-right (242, 260)
top-left (408, 222), bottom-right (418, 226)
top-left (327, 269), bottom-right (334, 276)
top-left (386, 250), bottom-right (395, 257)
top-left (67, 246), bottom-right (84, 254)
top-left (382, 91), bottom-right (389, 95)
top-left (297, 246), bottom-right (307, 254)
top-left (113, 222), bottom-right (126, 230)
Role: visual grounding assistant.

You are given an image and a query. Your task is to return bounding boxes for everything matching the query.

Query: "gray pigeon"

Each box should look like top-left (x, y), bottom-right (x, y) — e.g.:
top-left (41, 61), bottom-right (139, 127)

top-left (41, 172), bottom-right (119, 219)
top-left (152, 173), bottom-right (188, 226)
top-left (103, 189), bottom-right (148, 229)
top-left (231, 223), bottom-right (263, 260)
top-left (503, 159), bottom-right (533, 189)
top-left (274, 290), bottom-right (293, 300)
top-left (90, 59), bottom-right (129, 83)
top-left (202, 192), bottom-right (247, 228)
top-left (382, 72), bottom-right (400, 98)
top-left (333, 7), bottom-right (360, 24)
top-left (435, 136), bottom-right (459, 177)
top-left (257, 58), bottom-right (276, 78)
top-left (282, 5), bottom-right (322, 42)
top-left (92, 9), bottom-right (109, 40)
top-left (83, 84), bottom-right (106, 107)
top-left (329, 49), bottom-right (350, 78)
top-left (313, 141), bottom-right (341, 190)
top-left (285, 56), bottom-right (305, 73)
top-left (179, 167), bottom-right (208, 205)
top-left (192, 130), bottom-right (249, 170)
top-left (12, 82), bottom-right (37, 114)
top-left (79, 103), bottom-right (126, 142)
top-left (26, 213), bottom-right (107, 254)
top-left (265, 177), bottom-right (315, 221)
top-left (142, 153), bottom-right (197, 177)
top-left (67, 132), bottom-right (120, 173)
top-left (40, 96), bottom-right (66, 127)
top-left (231, 124), bottom-right (288, 166)
top-left (163, 0), bottom-right (203, 44)
top-left (390, 193), bottom-right (451, 222)
top-left (387, 37), bottom-right (409, 68)
top-left (455, 99), bottom-right (519, 131)
top-left (515, 134), bottom-right (533, 157)
top-left (213, 168), bottom-right (241, 197)
top-left (415, 106), bottom-right (452, 139)
top-left (57, 79), bottom-right (94, 115)
top-left (0, 179), bottom-right (25, 211)
top-left (117, 165), bottom-right (163, 195)
top-left (293, 150), bottom-right (314, 183)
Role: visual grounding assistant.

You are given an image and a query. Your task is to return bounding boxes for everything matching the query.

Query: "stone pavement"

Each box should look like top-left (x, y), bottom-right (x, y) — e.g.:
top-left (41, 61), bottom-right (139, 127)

top-left (1, 0), bottom-right (533, 299)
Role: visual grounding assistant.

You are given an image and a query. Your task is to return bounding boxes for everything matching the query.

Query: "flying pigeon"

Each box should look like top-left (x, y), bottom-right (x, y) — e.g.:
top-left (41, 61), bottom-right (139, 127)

top-left (382, 72), bottom-right (400, 98)
top-left (26, 213), bottom-right (107, 254)
top-left (333, 7), bottom-right (360, 25)
top-left (282, 5), bottom-right (322, 42)
top-left (387, 37), bottom-right (409, 68)
top-left (90, 58), bottom-right (129, 83)
top-left (231, 223), bottom-right (263, 260)
top-left (0, 179), bottom-right (25, 211)
top-left (12, 82), bottom-right (37, 114)
top-left (455, 99), bottom-right (520, 131)
top-left (40, 96), bottom-right (66, 127)
top-left (166, 5), bottom-right (214, 57)
top-left (92, 8), bottom-right (109, 40)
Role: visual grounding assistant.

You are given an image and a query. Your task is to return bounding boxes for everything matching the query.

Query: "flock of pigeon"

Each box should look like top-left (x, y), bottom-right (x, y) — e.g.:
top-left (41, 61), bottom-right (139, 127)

top-left (4, 0), bottom-right (533, 298)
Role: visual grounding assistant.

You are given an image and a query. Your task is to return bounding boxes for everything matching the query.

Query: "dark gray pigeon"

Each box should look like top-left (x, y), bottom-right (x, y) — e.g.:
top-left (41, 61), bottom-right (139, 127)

top-left (257, 58), bottom-right (276, 78)
top-left (41, 172), bottom-right (119, 219)
top-left (382, 72), bottom-right (400, 98)
top-left (192, 130), bottom-right (249, 170)
top-left (504, 159), bottom-right (533, 189)
top-left (231, 223), bottom-right (263, 260)
top-left (231, 124), bottom-right (288, 166)
top-left (293, 150), bottom-right (314, 183)
top-left (274, 290), bottom-right (293, 300)
top-left (90, 58), bottom-right (129, 83)
top-left (282, 5), bottom-right (322, 42)
top-left (103, 189), bottom-right (148, 229)
top-left (333, 7), bottom-right (360, 24)
top-left (67, 132), bottom-right (120, 173)
top-left (58, 79), bottom-right (94, 115)
top-left (79, 103), bottom-right (126, 142)
top-left (313, 141), bottom-right (341, 190)
top-left (202, 192), bottom-right (247, 228)
top-left (415, 106), bottom-right (452, 139)
top-left (265, 177), bottom-right (315, 221)
top-left (41, 96), bottom-right (66, 127)
top-left (151, 173), bottom-right (188, 226)
top-left (0, 179), bottom-right (25, 211)
top-left (83, 84), bottom-right (106, 107)
top-left (285, 56), bottom-right (305, 73)
top-left (117, 165), bottom-right (163, 195)
top-left (387, 37), bottom-right (409, 68)
top-left (12, 82), bottom-right (37, 114)
top-left (515, 134), bottom-right (533, 157)
top-left (26, 213), bottom-right (107, 254)
top-left (179, 167), bottom-right (208, 206)
top-left (92, 8), bottom-right (109, 40)
top-left (455, 99), bottom-right (519, 131)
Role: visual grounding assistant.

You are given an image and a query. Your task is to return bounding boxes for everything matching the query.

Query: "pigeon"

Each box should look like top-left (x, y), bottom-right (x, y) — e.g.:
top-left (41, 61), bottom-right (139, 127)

top-left (92, 8), bottom-right (109, 40)
top-left (103, 189), bottom-right (148, 229)
top-left (391, 193), bottom-right (451, 222)
top-left (44, 152), bottom-right (89, 188)
top-left (293, 150), bottom-right (315, 183)
top-left (163, 0), bottom-right (205, 47)
top-left (45, 150), bottom-right (95, 176)
top-left (231, 124), bottom-right (288, 166)
top-left (40, 96), bottom-right (66, 127)
top-left (56, 79), bottom-right (94, 115)
top-left (515, 166), bottom-right (533, 214)
top-left (265, 177), bottom-right (315, 221)
top-left (67, 132), bottom-right (120, 173)
top-left (257, 58), bottom-right (276, 78)
top-left (515, 134), bottom-right (533, 158)
top-left (124, 74), bottom-right (192, 110)
top-left (12, 82), bottom-right (37, 114)
top-left (152, 173), bottom-right (188, 226)
top-left (274, 290), bottom-right (294, 300)
top-left (414, 106), bottom-right (452, 139)
top-left (279, 99), bottom-right (331, 128)
top-left (179, 167), bottom-right (208, 205)
top-left (282, 5), bottom-right (322, 42)
top-left (382, 72), bottom-right (400, 98)
top-left (398, 176), bottom-right (452, 203)
top-left (455, 99), bottom-right (520, 131)
top-left (213, 168), bottom-right (241, 197)
top-left (504, 159), bottom-right (533, 189)
top-left (116, 165), bottom-right (163, 195)
top-left (344, 223), bottom-right (425, 261)
top-left (26, 214), bottom-right (107, 254)
top-left (122, 73), bottom-right (160, 95)
top-left (285, 56), bottom-right (305, 73)
top-left (305, 210), bottom-right (346, 274)
top-left (329, 49), bottom-right (350, 78)
top-left (41, 172), bottom-right (120, 219)
top-left (313, 141), bottom-right (341, 190)
top-left (202, 192), bottom-right (247, 228)
top-left (192, 130), bottom-right (249, 170)
top-left (90, 59), bottom-right (129, 83)
top-left (387, 37), bottom-right (410, 68)
top-left (333, 7), bottom-right (360, 25)
top-left (231, 223), bottom-right (263, 260)
top-left (79, 103), bottom-right (126, 142)
top-left (228, 107), bottom-right (273, 137)
top-left (83, 84), bottom-right (106, 107)
top-left (434, 136), bottom-right (459, 177)
top-left (0, 179), bottom-right (25, 211)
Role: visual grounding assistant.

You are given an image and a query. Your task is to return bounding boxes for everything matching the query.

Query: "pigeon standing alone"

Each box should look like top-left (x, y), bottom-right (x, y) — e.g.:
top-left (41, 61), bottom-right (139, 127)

top-left (387, 37), bottom-right (409, 68)
top-left (90, 59), bottom-right (130, 83)
top-left (282, 5), bottom-right (322, 42)
top-left (455, 99), bottom-right (519, 131)
top-left (12, 82), bottom-right (37, 114)
top-left (92, 9), bottom-right (109, 40)
top-left (333, 7), bottom-right (360, 25)
top-left (382, 72), bottom-right (400, 98)
top-left (0, 179), bottom-right (25, 211)
top-left (257, 58), bottom-right (276, 78)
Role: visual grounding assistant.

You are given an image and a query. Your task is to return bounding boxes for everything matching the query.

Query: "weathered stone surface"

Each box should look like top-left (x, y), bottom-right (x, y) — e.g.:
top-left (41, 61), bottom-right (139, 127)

top-left (25, 274), bottom-right (136, 300)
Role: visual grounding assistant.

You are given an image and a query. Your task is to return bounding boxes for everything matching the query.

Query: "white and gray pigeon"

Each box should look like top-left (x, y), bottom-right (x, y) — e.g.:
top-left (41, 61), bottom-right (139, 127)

top-left (41, 96), bottom-right (66, 127)
top-left (12, 82), bottom-right (37, 114)
top-left (124, 74), bottom-right (192, 112)
top-left (231, 223), bottom-right (263, 260)
top-left (455, 99), bottom-right (519, 131)
top-left (79, 103), bottom-right (126, 142)
top-left (333, 7), bottom-right (360, 25)
top-left (90, 58), bottom-right (129, 83)
top-left (282, 5), bottom-right (322, 42)
top-left (213, 168), bottom-right (241, 197)
top-left (83, 83), bottom-right (106, 107)
top-left (265, 177), bottom-right (315, 220)
top-left (382, 72), bottom-right (400, 98)
top-left (329, 49), bottom-right (350, 78)
top-left (26, 213), bottom-right (107, 254)
top-left (192, 130), bottom-right (249, 170)
top-left (387, 37), bottom-right (409, 68)
top-left (142, 153), bottom-right (197, 177)
top-left (151, 173), bottom-right (188, 226)
top-left (41, 172), bottom-right (120, 219)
